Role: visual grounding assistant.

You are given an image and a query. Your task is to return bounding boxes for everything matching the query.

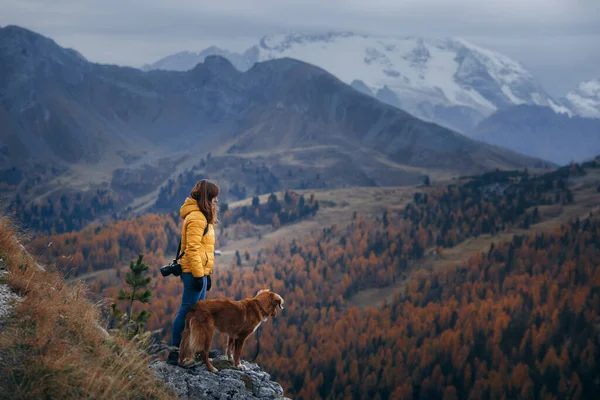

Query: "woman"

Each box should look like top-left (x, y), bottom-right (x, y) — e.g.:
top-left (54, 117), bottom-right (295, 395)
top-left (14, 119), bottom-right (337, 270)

top-left (167, 179), bottom-right (220, 365)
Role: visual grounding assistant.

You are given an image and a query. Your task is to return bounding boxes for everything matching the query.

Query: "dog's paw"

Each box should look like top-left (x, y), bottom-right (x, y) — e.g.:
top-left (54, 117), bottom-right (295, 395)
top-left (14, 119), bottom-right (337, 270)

top-left (208, 365), bottom-right (219, 373)
top-left (236, 363), bottom-right (248, 371)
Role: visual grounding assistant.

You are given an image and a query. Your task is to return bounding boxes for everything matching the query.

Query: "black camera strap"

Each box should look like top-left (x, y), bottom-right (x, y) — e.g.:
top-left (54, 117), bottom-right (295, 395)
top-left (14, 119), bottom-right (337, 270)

top-left (175, 239), bottom-right (184, 261)
top-left (175, 222), bottom-right (209, 261)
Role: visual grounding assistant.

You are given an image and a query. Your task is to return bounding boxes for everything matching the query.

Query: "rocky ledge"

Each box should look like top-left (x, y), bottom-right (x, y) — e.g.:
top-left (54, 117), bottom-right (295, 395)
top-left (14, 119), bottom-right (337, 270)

top-left (0, 258), bottom-right (22, 325)
top-left (150, 356), bottom-right (291, 400)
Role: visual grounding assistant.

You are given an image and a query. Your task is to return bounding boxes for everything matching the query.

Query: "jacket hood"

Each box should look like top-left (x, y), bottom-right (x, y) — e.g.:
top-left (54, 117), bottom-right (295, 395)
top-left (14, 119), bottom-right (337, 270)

top-left (180, 197), bottom-right (201, 219)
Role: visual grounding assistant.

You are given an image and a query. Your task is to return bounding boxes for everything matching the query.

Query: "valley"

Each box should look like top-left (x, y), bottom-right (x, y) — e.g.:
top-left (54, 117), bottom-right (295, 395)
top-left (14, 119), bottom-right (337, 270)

top-left (16, 146), bottom-right (600, 400)
top-left (6, 157), bottom-right (600, 399)
top-left (70, 156), bottom-right (598, 399)
top-left (32, 156), bottom-right (598, 300)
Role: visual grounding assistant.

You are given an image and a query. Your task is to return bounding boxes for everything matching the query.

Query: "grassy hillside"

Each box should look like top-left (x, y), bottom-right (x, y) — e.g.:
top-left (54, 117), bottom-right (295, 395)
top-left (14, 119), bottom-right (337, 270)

top-left (0, 214), bottom-right (175, 399)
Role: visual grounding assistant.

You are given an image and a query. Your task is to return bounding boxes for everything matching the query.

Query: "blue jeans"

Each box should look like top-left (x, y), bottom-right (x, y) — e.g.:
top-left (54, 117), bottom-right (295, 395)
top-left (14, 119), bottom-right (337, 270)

top-left (170, 273), bottom-right (206, 347)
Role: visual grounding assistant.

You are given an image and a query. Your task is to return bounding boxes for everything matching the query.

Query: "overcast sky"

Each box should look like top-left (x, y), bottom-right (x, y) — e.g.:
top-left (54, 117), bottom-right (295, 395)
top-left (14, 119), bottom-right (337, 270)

top-left (1, 0), bottom-right (598, 96)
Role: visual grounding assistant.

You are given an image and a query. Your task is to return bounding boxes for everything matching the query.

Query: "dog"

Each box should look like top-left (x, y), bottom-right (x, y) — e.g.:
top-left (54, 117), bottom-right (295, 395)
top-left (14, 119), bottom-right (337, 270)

top-left (179, 289), bottom-right (284, 372)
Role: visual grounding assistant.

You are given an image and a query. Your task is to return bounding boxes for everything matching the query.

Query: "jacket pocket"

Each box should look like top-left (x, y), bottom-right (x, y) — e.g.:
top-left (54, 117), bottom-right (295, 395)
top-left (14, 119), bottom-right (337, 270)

top-left (205, 252), bottom-right (215, 271)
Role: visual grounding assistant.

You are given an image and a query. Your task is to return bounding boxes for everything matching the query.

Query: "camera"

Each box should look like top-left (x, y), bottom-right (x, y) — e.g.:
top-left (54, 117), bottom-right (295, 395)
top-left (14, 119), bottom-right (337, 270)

top-left (160, 260), bottom-right (182, 277)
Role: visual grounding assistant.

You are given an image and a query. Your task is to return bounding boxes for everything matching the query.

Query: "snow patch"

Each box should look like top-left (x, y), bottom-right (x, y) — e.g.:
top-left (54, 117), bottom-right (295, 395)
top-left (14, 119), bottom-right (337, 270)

top-left (501, 85), bottom-right (525, 105)
top-left (565, 79), bottom-right (600, 119)
top-left (548, 99), bottom-right (573, 116)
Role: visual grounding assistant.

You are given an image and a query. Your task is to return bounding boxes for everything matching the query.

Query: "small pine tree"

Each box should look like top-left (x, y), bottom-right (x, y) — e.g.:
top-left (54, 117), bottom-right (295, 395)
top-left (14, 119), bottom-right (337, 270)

top-left (383, 210), bottom-right (389, 228)
top-left (312, 201), bottom-right (319, 215)
top-left (272, 213), bottom-right (281, 229)
top-left (235, 250), bottom-right (242, 266)
top-left (424, 175), bottom-right (431, 186)
top-left (284, 190), bottom-right (292, 205)
top-left (110, 254), bottom-right (153, 339)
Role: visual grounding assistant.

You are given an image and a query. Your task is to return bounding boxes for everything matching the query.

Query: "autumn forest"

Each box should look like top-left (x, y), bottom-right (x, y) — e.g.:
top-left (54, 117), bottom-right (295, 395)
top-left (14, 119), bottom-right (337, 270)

top-left (22, 159), bottom-right (600, 399)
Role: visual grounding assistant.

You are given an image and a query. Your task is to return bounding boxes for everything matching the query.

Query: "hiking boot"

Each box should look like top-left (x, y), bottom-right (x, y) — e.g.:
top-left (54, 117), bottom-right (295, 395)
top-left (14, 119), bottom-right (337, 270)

top-left (194, 349), bottom-right (220, 362)
top-left (166, 347), bottom-right (179, 366)
top-left (179, 359), bottom-right (201, 369)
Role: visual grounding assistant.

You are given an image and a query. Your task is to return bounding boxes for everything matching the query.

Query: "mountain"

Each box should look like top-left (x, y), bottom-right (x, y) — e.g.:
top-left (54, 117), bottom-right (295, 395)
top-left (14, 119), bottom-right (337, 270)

top-left (0, 24), bottom-right (170, 169)
top-left (473, 104), bottom-right (600, 165)
top-left (563, 79), bottom-right (600, 119)
top-left (0, 25), bottom-right (552, 233)
top-left (141, 46), bottom-right (259, 72)
top-left (144, 32), bottom-right (568, 134)
top-left (0, 26), bottom-right (549, 169)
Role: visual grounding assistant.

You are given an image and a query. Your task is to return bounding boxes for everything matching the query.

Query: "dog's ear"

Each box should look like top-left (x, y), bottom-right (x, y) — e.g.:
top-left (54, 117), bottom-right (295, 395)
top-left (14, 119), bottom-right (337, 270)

top-left (256, 288), bottom-right (270, 297)
top-left (272, 293), bottom-right (284, 310)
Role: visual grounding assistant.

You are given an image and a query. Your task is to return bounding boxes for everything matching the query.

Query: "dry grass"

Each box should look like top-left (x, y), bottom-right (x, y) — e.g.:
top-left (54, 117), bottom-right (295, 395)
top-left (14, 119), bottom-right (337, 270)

top-left (0, 213), bottom-right (176, 400)
top-left (217, 185), bottom-right (422, 267)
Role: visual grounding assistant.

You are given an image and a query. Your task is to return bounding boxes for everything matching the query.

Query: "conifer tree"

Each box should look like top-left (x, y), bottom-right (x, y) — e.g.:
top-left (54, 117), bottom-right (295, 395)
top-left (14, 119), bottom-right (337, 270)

top-left (235, 250), bottom-right (242, 266)
top-left (111, 254), bottom-right (153, 338)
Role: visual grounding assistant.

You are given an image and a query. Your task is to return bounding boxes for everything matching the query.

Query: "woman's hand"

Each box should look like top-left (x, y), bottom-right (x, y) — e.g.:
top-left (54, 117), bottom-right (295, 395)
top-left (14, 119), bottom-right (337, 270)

top-left (192, 276), bottom-right (205, 292)
top-left (206, 275), bottom-right (212, 292)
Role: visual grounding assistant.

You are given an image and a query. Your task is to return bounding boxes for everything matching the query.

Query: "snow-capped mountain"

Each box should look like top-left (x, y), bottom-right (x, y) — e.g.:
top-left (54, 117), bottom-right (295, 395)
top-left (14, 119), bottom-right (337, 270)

top-left (142, 46), bottom-right (258, 72)
top-left (563, 79), bottom-right (600, 119)
top-left (143, 32), bottom-right (564, 133)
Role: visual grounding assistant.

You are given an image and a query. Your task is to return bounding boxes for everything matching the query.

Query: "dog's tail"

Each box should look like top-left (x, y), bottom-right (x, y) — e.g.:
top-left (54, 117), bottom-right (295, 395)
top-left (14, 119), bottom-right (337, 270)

top-left (179, 315), bottom-right (205, 365)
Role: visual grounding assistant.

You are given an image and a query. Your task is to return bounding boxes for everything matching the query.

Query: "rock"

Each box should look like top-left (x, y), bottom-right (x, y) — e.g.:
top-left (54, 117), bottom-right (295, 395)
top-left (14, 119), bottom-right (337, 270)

top-left (0, 258), bottom-right (22, 324)
top-left (149, 356), bottom-right (291, 400)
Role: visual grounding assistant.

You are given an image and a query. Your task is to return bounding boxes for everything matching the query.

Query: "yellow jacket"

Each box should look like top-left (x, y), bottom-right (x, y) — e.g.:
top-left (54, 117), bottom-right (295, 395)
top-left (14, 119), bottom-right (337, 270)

top-left (179, 197), bottom-right (215, 278)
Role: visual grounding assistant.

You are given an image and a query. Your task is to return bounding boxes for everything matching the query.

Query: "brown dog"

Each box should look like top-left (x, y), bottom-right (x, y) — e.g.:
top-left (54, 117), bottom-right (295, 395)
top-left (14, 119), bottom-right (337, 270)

top-left (179, 289), bottom-right (284, 372)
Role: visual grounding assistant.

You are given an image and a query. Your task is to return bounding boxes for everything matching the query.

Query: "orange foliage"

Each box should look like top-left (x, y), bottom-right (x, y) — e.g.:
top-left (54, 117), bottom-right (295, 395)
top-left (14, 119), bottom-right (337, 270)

top-left (28, 166), bottom-right (600, 399)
